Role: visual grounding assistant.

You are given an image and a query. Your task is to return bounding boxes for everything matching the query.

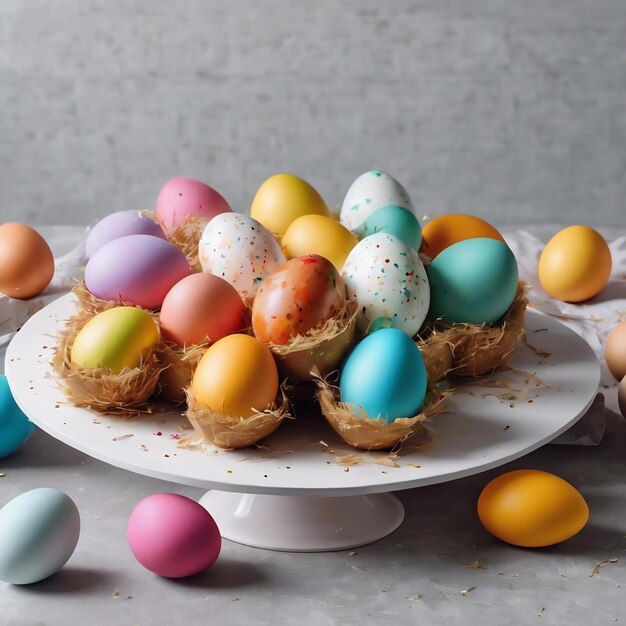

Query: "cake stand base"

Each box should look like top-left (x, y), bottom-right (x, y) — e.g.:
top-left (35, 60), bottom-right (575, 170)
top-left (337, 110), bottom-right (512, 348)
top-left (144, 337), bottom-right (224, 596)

top-left (199, 491), bottom-right (405, 552)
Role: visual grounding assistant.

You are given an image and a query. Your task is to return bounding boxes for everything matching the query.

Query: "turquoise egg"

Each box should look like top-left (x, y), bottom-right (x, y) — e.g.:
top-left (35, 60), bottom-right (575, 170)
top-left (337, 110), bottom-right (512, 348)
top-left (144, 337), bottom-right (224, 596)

top-left (0, 375), bottom-right (35, 459)
top-left (339, 328), bottom-right (427, 423)
top-left (355, 205), bottom-right (422, 250)
top-left (0, 488), bottom-right (80, 584)
top-left (427, 238), bottom-right (519, 324)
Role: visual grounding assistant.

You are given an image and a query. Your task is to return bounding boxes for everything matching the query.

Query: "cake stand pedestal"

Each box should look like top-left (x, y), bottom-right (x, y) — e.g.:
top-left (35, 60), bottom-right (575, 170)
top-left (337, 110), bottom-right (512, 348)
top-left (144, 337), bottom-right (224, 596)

top-left (199, 491), bottom-right (404, 552)
top-left (5, 294), bottom-right (600, 552)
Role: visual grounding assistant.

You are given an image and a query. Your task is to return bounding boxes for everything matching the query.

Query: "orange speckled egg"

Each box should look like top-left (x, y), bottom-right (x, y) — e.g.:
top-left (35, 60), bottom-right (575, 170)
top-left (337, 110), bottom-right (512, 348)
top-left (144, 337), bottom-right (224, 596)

top-left (538, 225), bottom-right (611, 302)
top-left (191, 334), bottom-right (279, 418)
top-left (252, 255), bottom-right (346, 345)
top-left (0, 223), bottom-right (54, 299)
top-left (478, 469), bottom-right (589, 548)
top-left (420, 214), bottom-right (505, 259)
top-left (160, 273), bottom-right (248, 347)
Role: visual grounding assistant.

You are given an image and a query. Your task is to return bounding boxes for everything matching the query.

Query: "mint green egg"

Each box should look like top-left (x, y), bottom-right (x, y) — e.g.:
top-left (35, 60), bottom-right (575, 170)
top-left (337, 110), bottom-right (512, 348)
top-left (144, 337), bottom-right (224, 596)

top-left (355, 205), bottom-right (422, 250)
top-left (427, 238), bottom-right (519, 324)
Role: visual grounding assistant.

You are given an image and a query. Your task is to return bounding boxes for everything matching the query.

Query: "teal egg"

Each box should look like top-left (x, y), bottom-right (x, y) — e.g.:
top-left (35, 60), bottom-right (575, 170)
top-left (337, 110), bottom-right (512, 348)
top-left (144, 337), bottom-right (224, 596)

top-left (339, 328), bottom-right (427, 423)
top-left (355, 205), bottom-right (422, 250)
top-left (427, 238), bottom-right (519, 324)
top-left (0, 375), bottom-right (35, 459)
top-left (0, 488), bottom-right (80, 584)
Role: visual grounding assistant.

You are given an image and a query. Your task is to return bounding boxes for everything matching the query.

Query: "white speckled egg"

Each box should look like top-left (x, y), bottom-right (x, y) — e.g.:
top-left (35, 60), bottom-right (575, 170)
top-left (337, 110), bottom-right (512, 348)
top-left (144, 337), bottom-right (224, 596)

top-left (341, 232), bottom-right (429, 337)
top-left (199, 213), bottom-right (285, 300)
top-left (340, 170), bottom-right (416, 232)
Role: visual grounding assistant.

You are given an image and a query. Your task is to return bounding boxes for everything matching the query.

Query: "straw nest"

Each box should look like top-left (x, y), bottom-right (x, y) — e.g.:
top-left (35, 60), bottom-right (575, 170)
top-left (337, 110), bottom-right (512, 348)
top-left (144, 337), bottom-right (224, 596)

top-left (312, 369), bottom-right (451, 451)
top-left (266, 302), bottom-right (358, 380)
top-left (163, 216), bottom-right (207, 273)
top-left (72, 281), bottom-right (118, 318)
top-left (52, 307), bottom-right (163, 414)
top-left (417, 281), bottom-right (528, 382)
top-left (156, 340), bottom-right (209, 403)
top-left (183, 385), bottom-right (293, 449)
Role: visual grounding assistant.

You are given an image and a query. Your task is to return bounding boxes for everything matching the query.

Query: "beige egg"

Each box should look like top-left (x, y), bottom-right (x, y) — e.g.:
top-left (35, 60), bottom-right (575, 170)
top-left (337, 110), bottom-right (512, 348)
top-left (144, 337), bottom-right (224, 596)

top-left (604, 321), bottom-right (626, 381)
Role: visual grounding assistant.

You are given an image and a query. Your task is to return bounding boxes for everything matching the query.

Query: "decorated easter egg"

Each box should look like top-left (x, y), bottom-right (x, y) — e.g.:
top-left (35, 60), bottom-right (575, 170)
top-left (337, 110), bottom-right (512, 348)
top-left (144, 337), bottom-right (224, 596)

top-left (340, 170), bottom-right (415, 233)
top-left (191, 334), bottom-right (279, 417)
top-left (341, 233), bottom-right (429, 337)
top-left (339, 328), bottom-right (427, 423)
top-left (478, 470), bottom-right (589, 547)
top-left (0, 223), bottom-right (54, 299)
top-left (538, 225), bottom-right (611, 302)
top-left (282, 214), bottom-right (358, 271)
top-left (71, 307), bottom-right (160, 372)
top-left (252, 255), bottom-right (346, 345)
top-left (0, 375), bottom-right (35, 459)
top-left (160, 273), bottom-right (247, 347)
top-left (198, 213), bottom-right (285, 300)
top-left (250, 173), bottom-right (329, 236)
top-left (85, 211), bottom-right (165, 258)
top-left (127, 493), bottom-right (221, 578)
top-left (156, 177), bottom-right (231, 233)
top-left (427, 238), bottom-right (519, 325)
top-left (356, 205), bottom-right (422, 250)
top-left (85, 234), bottom-right (192, 309)
top-left (420, 214), bottom-right (505, 260)
top-left (0, 488), bottom-right (80, 584)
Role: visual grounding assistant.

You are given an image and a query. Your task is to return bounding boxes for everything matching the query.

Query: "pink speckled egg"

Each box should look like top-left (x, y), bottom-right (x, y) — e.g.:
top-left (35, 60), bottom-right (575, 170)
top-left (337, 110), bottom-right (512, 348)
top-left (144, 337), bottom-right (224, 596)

top-left (127, 494), bottom-right (221, 578)
top-left (156, 177), bottom-right (232, 232)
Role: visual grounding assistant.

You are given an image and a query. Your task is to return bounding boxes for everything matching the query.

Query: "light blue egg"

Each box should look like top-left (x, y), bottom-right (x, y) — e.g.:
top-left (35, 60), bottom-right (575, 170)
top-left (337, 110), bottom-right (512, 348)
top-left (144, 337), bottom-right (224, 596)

top-left (0, 375), bottom-right (35, 459)
top-left (0, 488), bottom-right (80, 584)
top-left (427, 238), bottom-right (519, 324)
top-left (339, 328), bottom-right (427, 423)
top-left (355, 205), bottom-right (422, 250)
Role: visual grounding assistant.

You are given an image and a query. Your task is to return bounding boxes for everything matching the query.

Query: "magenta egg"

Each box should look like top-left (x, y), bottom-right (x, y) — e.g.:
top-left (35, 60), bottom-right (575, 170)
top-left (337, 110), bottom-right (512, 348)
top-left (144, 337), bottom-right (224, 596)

top-left (84, 234), bottom-right (192, 309)
top-left (156, 177), bottom-right (231, 232)
top-left (86, 211), bottom-right (165, 259)
top-left (127, 493), bottom-right (221, 578)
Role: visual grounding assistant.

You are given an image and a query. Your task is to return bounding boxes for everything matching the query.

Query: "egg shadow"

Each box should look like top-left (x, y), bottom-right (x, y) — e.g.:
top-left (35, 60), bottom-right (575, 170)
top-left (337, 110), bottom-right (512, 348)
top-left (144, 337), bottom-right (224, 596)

top-left (1, 429), bottom-right (88, 469)
top-left (162, 558), bottom-right (271, 590)
top-left (12, 567), bottom-right (115, 594)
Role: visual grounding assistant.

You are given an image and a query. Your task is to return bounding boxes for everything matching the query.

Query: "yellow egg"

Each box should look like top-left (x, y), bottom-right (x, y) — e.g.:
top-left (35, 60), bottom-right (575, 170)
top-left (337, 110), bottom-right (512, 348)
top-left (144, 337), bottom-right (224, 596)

top-left (538, 225), bottom-right (611, 302)
top-left (71, 307), bottom-right (160, 373)
top-left (191, 334), bottom-right (279, 418)
top-left (282, 215), bottom-right (358, 271)
top-left (477, 470), bottom-right (589, 547)
top-left (250, 173), bottom-right (329, 236)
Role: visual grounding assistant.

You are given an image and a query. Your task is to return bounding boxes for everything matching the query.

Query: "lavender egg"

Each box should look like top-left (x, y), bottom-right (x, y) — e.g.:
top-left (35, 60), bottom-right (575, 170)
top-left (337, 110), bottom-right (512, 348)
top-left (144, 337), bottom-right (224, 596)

top-left (85, 234), bottom-right (192, 309)
top-left (85, 211), bottom-right (165, 259)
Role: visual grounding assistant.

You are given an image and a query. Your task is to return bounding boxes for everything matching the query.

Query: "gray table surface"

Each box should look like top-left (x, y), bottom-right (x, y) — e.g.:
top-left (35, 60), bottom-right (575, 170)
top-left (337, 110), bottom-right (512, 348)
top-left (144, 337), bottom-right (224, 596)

top-left (1, 227), bottom-right (625, 626)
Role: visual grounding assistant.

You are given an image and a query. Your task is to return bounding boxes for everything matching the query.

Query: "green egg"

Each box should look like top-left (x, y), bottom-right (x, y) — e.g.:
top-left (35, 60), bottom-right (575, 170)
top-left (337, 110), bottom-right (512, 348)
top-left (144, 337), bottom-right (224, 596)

top-left (427, 238), bottom-right (519, 325)
top-left (355, 205), bottom-right (422, 250)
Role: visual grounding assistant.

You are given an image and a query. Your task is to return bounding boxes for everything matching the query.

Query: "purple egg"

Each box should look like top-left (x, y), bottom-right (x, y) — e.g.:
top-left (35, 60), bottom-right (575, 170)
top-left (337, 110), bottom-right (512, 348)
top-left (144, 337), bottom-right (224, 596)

top-left (85, 235), bottom-right (192, 309)
top-left (85, 211), bottom-right (165, 259)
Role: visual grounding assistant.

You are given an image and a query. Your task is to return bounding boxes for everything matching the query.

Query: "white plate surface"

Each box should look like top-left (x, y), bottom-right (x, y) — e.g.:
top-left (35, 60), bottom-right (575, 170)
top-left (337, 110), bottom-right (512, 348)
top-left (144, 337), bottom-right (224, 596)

top-left (5, 294), bottom-right (600, 497)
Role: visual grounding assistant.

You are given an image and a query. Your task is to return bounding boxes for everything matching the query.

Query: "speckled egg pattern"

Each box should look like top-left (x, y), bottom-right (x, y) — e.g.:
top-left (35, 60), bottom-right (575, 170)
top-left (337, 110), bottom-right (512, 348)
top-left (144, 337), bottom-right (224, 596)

top-left (341, 232), bottom-right (430, 337)
top-left (199, 213), bottom-right (285, 300)
top-left (340, 170), bottom-right (416, 232)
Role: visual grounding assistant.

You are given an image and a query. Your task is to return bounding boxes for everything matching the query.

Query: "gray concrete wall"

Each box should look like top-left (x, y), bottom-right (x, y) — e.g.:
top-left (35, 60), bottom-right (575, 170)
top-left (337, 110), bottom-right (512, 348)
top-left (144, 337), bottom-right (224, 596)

top-left (1, 0), bottom-right (625, 227)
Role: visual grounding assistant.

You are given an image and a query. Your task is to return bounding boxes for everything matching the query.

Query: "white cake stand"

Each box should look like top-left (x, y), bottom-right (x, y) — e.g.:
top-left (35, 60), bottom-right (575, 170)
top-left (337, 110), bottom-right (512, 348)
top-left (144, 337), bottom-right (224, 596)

top-left (5, 294), bottom-right (600, 552)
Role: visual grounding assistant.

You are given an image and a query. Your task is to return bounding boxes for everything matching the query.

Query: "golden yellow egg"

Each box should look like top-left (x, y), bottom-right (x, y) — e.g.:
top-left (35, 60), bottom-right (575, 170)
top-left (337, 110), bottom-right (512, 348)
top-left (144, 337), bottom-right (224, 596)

top-left (538, 225), bottom-right (611, 302)
top-left (250, 173), bottom-right (329, 236)
top-left (478, 469), bottom-right (589, 547)
top-left (281, 215), bottom-right (358, 271)
top-left (71, 307), bottom-right (160, 372)
top-left (191, 334), bottom-right (279, 418)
